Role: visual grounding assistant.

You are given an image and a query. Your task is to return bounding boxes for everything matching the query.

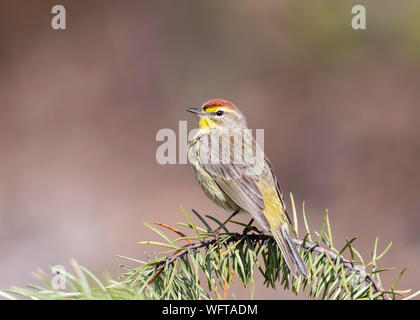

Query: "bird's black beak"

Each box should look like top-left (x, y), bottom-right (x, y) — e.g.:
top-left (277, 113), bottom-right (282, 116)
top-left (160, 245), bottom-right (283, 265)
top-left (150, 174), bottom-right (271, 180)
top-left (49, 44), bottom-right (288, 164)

top-left (185, 107), bottom-right (203, 115)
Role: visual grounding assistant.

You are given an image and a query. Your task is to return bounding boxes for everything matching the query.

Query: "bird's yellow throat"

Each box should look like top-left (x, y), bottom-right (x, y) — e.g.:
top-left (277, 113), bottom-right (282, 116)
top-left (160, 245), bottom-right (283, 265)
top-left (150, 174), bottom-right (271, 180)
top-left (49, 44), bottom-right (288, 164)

top-left (199, 117), bottom-right (217, 130)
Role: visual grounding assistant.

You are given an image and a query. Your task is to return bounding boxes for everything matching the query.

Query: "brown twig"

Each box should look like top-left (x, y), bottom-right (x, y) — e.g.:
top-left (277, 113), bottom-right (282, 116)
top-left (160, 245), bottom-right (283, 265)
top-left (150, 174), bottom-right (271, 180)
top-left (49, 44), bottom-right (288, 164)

top-left (223, 279), bottom-right (228, 300)
top-left (154, 221), bottom-right (192, 244)
top-left (145, 223), bottom-right (193, 284)
top-left (293, 238), bottom-right (392, 300)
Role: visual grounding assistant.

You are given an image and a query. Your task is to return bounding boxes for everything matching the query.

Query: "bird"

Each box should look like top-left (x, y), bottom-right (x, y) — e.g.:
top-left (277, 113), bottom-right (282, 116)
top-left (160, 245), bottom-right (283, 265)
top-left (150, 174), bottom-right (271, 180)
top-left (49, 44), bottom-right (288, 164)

top-left (186, 98), bottom-right (307, 278)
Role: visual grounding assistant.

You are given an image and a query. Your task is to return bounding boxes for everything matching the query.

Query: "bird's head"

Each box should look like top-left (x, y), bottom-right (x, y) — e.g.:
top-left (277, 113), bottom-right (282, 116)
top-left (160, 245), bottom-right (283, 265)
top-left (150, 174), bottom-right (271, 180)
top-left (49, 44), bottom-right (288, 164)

top-left (185, 99), bottom-right (247, 130)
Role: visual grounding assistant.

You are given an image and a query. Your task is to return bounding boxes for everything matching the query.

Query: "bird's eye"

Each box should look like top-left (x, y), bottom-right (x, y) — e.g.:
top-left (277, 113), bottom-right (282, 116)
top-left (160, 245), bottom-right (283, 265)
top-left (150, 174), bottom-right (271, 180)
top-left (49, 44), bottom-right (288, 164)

top-left (215, 110), bottom-right (224, 117)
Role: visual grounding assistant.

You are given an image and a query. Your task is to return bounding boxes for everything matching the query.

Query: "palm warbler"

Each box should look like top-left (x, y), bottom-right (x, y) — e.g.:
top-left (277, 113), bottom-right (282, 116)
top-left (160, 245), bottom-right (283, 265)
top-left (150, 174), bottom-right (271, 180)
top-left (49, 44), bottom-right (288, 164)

top-left (186, 98), bottom-right (307, 277)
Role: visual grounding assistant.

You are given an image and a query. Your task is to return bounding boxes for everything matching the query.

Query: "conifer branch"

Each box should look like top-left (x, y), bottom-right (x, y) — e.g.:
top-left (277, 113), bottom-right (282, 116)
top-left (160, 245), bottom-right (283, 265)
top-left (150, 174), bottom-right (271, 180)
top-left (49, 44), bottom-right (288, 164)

top-left (0, 195), bottom-right (415, 300)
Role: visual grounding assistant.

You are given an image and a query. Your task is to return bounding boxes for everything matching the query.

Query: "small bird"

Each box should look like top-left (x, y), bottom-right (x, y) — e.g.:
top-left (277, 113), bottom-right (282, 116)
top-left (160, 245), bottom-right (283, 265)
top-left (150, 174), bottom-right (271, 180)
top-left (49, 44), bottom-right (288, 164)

top-left (186, 99), bottom-right (307, 277)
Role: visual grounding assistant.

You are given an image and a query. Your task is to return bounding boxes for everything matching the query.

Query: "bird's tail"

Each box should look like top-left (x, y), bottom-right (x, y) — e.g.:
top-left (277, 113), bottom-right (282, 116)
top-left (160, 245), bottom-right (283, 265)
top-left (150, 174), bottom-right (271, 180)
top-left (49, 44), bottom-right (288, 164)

top-left (271, 226), bottom-right (307, 278)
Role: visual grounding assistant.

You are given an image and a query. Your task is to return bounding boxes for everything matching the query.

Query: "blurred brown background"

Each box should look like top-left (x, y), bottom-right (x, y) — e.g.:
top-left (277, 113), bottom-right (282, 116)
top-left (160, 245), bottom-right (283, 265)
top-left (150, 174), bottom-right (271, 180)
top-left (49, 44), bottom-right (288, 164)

top-left (0, 0), bottom-right (419, 299)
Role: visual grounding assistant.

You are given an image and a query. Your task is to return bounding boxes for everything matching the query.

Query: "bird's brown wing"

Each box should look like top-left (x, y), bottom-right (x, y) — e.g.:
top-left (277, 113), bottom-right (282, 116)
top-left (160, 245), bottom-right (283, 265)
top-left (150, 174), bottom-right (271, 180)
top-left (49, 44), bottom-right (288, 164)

top-left (198, 131), bottom-right (270, 230)
top-left (198, 130), bottom-right (307, 277)
top-left (264, 157), bottom-right (292, 225)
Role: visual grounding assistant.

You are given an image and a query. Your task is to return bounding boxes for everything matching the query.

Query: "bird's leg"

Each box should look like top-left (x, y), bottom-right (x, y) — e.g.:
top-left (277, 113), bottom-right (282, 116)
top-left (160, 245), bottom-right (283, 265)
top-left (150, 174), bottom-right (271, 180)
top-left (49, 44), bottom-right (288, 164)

top-left (212, 209), bottom-right (240, 242)
top-left (242, 218), bottom-right (254, 235)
